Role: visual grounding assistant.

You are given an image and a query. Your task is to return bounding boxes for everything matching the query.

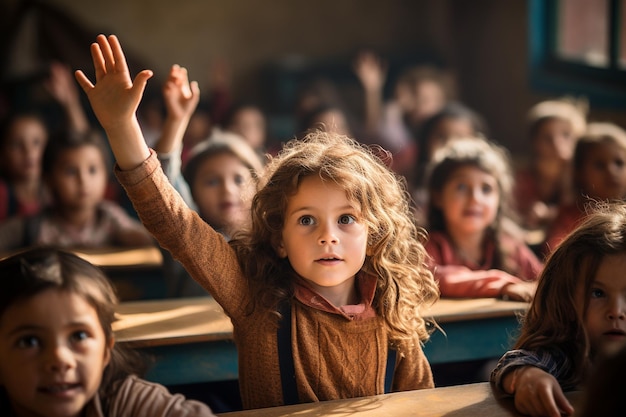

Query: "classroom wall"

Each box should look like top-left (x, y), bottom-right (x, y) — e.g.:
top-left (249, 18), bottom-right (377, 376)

top-left (3, 0), bottom-right (624, 158)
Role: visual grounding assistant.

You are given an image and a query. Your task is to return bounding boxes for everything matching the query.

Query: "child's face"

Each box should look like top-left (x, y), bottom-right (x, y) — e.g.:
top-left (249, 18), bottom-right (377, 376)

top-left (426, 117), bottom-right (476, 160)
top-left (229, 108), bottom-right (266, 150)
top-left (48, 145), bottom-right (108, 211)
top-left (578, 142), bottom-right (626, 200)
top-left (312, 110), bottom-right (350, 136)
top-left (435, 165), bottom-right (500, 238)
top-left (0, 289), bottom-right (112, 417)
top-left (532, 118), bottom-right (577, 161)
top-left (580, 253), bottom-right (626, 359)
top-left (1, 117), bottom-right (48, 181)
top-left (277, 175), bottom-right (368, 306)
top-left (409, 80), bottom-right (446, 124)
top-left (192, 153), bottom-right (255, 237)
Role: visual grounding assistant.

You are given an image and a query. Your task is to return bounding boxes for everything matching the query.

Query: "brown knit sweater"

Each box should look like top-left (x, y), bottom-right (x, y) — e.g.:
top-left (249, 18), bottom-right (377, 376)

top-left (115, 151), bottom-right (434, 410)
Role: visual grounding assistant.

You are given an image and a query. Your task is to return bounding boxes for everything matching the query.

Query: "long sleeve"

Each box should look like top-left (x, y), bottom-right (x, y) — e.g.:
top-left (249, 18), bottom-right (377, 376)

top-left (425, 232), bottom-right (531, 298)
top-left (490, 348), bottom-right (575, 395)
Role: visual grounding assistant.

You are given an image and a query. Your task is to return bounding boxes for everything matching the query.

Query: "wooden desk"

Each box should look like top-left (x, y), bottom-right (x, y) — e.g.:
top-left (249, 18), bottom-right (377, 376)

top-left (113, 297), bottom-right (528, 386)
top-left (75, 246), bottom-right (166, 300)
top-left (216, 382), bottom-right (582, 417)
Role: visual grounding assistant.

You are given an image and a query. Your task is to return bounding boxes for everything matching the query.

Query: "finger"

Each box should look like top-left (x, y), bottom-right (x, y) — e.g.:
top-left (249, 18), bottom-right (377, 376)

top-left (553, 387), bottom-right (574, 416)
top-left (74, 70), bottom-right (94, 92)
top-left (90, 41), bottom-right (107, 80)
top-left (131, 69), bottom-right (154, 98)
top-left (97, 34), bottom-right (115, 73)
top-left (190, 80), bottom-right (200, 98)
top-left (108, 34), bottom-right (129, 74)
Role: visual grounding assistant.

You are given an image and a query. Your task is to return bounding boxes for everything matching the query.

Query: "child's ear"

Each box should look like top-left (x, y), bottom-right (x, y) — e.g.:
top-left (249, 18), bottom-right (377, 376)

top-left (275, 241), bottom-right (287, 258)
top-left (103, 336), bottom-right (115, 368)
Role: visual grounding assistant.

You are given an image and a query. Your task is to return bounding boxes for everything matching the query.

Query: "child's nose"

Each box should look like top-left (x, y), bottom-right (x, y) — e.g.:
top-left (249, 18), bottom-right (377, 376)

top-left (45, 345), bottom-right (76, 372)
top-left (608, 297), bottom-right (626, 320)
top-left (318, 222), bottom-right (339, 245)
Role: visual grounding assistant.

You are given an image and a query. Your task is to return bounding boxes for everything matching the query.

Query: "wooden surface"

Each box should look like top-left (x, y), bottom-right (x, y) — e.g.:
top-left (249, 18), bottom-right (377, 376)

top-left (113, 296), bottom-right (528, 347)
top-left (217, 382), bottom-right (582, 417)
top-left (72, 245), bottom-right (162, 269)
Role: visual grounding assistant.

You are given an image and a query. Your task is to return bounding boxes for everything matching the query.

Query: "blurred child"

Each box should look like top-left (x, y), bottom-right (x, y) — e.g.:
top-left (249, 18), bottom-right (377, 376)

top-left (297, 103), bottom-right (352, 138)
top-left (425, 137), bottom-right (542, 301)
top-left (411, 102), bottom-right (488, 215)
top-left (156, 65), bottom-right (264, 296)
top-left (0, 129), bottom-right (153, 251)
top-left (0, 247), bottom-right (216, 416)
top-left (75, 34), bottom-right (440, 409)
top-left (514, 97), bottom-right (587, 231)
top-left (491, 202), bottom-right (626, 417)
top-left (0, 62), bottom-right (90, 222)
top-left (222, 102), bottom-right (268, 156)
top-left (353, 51), bottom-right (455, 175)
top-left (544, 122), bottom-right (626, 254)
top-left (0, 112), bottom-right (49, 221)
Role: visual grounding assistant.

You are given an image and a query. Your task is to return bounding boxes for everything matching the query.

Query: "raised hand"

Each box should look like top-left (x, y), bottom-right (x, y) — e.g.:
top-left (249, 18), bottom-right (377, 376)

top-left (74, 34), bottom-right (153, 170)
top-left (163, 65), bottom-right (200, 122)
top-left (353, 50), bottom-right (387, 93)
top-left (156, 65), bottom-right (200, 154)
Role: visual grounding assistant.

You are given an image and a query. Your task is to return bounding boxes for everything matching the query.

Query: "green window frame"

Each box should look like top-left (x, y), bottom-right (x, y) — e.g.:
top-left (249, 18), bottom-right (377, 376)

top-left (529, 0), bottom-right (626, 107)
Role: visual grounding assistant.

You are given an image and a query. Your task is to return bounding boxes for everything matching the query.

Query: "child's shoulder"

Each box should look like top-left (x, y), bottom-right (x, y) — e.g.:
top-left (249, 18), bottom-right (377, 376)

top-left (108, 375), bottom-right (215, 416)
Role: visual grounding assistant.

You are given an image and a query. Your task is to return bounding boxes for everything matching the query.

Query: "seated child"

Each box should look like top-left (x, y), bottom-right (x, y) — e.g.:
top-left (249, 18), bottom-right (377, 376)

top-left (0, 129), bottom-right (154, 251)
top-left (75, 34), bottom-right (440, 409)
top-left (491, 202), bottom-right (626, 417)
top-left (0, 62), bottom-right (93, 223)
top-left (514, 97), bottom-right (587, 232)
top-left (425, 137), bottom-right (542, 301)
top-left (0, 247), bottom-right (216, 416)
top-left (544, 122), bottom-right (626, 254)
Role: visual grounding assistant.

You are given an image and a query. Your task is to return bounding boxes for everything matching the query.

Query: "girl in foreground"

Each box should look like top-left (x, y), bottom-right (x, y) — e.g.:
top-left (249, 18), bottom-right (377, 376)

top-left (0, 248), bottom-right (215, 416)
top-left (75, 34), bottom-right (440, 409)
top-left (491, 202), bottom-right (626, 417)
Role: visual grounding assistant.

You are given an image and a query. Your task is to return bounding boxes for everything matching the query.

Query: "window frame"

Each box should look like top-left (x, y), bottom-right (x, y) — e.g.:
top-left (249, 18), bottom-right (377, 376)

top-left (529, 0), bottom-right (626, 108)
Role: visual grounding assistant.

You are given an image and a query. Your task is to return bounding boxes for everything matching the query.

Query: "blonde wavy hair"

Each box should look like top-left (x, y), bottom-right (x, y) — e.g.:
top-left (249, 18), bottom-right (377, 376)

top-left (231, 130), bottom-right (439, 348)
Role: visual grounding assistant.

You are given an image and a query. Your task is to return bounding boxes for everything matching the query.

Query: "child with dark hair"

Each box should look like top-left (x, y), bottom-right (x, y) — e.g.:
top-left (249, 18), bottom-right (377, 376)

top-left (0, 129), bottom-right (153, 251)
top-left (0, 247), bottom-right (216, 416)
top-left (544, 122), bottom-right (626, 254)
top-left (491, 202), bottom-right (626, 417)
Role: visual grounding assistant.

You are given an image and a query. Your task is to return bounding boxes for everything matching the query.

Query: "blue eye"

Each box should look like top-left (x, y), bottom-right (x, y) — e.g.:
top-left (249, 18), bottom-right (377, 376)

top-left (298, 215), bottom-right (315, 226)
top-left (339, 214), bottom-right (355, 225)
top-left (71, 330), bottom-right (89, 342)
top-left (590, 287), bottom-right (605, 298)
top-left (17, 335), bottom-right (40, 349)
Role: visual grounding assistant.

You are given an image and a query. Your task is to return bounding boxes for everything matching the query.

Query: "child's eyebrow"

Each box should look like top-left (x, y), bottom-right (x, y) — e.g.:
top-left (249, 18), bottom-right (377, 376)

top-left (5, 324), bottom-right (43, 337)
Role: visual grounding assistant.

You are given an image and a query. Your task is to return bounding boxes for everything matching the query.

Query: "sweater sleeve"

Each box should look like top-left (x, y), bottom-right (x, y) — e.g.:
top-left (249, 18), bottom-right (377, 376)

top-left (114, 150), bottom-right (249, 320)
top-left (392, 344), bottom-right (434, 392)
top-left (108, 375), bottom-right (216, 416)
top-left (490, 348), bottom-right (574, 395)
top-left (425, 234), bottom-right (526, 298)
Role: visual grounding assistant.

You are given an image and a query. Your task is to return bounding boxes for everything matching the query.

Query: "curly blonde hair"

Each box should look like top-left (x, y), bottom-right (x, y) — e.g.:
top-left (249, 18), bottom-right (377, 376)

top-left (231, 130), bottom-right (439, 348)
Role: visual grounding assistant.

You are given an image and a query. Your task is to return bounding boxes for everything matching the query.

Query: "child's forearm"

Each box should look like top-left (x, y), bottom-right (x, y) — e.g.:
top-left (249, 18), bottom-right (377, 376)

top-left (154, 114), bottom-right (191, 155)
top-left (105, 118), bottom-right (151, 170)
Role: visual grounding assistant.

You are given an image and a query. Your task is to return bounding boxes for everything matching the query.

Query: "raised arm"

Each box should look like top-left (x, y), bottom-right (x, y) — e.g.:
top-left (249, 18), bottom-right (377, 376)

top-left (74, 34), bottom-right (153, 170)
top-left (353, 50), bottom-right (386, 136)
top-left (45, 61), bottom-right (90, 134)
top-left (154, 65), bottom-right (200, 154)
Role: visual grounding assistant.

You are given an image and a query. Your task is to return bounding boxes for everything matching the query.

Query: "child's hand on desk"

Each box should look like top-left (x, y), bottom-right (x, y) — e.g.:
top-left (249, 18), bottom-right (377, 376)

top-left (507, 366), bottom-right (574, 417)
top-left (501, 281), bottom-right (537, 302)
top-left (75, 34), bottom-right (152, 170)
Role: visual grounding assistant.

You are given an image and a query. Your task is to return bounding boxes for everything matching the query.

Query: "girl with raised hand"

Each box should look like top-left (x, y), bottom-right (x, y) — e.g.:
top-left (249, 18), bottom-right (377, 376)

top-left (75, 34), bottom-right (439, 409)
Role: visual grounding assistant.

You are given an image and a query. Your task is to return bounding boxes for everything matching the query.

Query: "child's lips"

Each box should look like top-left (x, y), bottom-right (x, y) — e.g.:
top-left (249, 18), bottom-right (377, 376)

top-left (39, 382), bottom-right (81, 397)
